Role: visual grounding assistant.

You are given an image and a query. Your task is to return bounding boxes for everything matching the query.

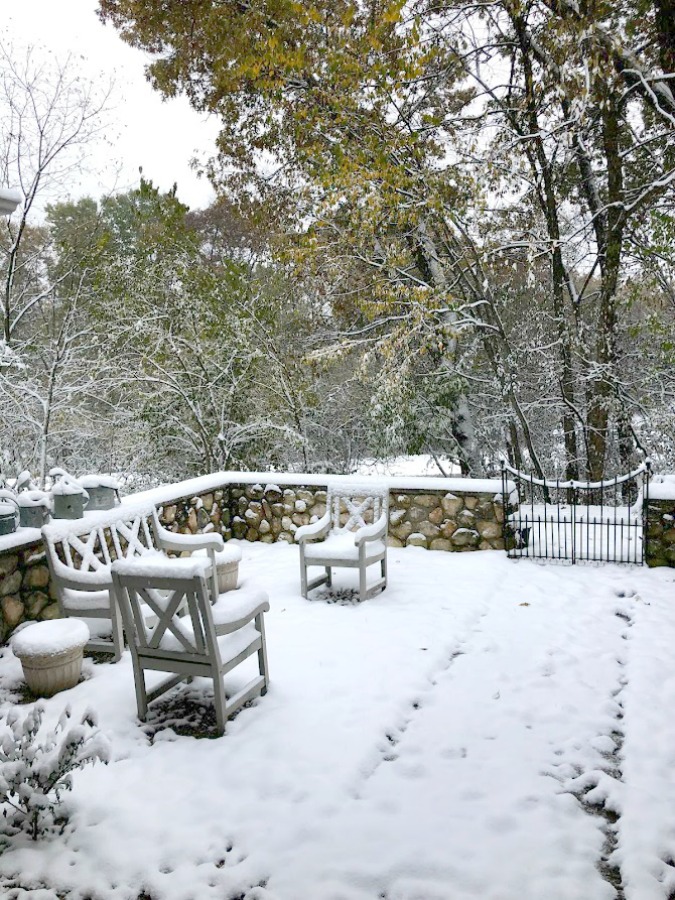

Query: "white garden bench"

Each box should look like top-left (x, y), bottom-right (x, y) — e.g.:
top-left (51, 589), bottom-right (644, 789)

top-left (42, 505), bottom-right (226, 660)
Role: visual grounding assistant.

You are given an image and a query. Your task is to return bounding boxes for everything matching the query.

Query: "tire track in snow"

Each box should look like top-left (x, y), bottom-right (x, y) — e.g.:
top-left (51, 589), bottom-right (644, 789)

top-left (350, 603), bottom-right (490, 800)
top-left (560, 588), bottom-right (638, 899)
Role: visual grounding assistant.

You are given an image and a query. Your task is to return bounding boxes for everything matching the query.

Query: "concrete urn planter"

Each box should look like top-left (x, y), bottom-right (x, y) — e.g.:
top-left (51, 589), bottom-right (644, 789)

top-left (11, 619), bottom-right (90, 697)
top-left (52, 480), bottom-right (88, 519)
top-left (214, 545), bottom-right (242, 593)
top-left (17, 490), bottom-right (51, 528)
top-left (0, 500), bottom-right (19, 535)
top-left (79, 474), bottom-right (120, 511)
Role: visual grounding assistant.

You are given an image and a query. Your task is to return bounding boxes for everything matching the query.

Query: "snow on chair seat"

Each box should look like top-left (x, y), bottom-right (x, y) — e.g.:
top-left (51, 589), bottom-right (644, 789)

top-left (296, 479), bottom-right (389, 602)
top-left (111, 555), bottom-right (269, 735)
top-left (304, 533), bottom-right (387, 563)
top-left (61, 587), bottom-right (112, 612)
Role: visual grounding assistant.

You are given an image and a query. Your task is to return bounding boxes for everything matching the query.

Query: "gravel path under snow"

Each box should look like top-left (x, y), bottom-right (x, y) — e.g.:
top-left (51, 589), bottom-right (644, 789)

top-left (1, 543), bottom-right (675, 900)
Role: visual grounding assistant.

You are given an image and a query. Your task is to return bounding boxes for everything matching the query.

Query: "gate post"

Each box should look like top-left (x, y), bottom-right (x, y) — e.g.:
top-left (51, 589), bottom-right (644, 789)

top-left (501, 461), bottom-right (509, 557)
top-left (643, 461), bottom-right (649, 565)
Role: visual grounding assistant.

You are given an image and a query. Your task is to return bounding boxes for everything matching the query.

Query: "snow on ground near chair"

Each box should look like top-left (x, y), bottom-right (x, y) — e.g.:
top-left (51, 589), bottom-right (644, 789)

top-left (1, 544), bottom-right (675, 900)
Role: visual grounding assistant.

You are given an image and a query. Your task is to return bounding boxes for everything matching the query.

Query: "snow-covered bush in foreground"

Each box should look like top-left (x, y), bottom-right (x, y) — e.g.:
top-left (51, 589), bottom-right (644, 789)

top-left (0, 704), bottom-right (110, 842)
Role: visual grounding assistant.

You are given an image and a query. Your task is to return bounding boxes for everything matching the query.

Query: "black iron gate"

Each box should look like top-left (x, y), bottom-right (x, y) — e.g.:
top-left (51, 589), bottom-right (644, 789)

top-left (500, 461), bottom-right (650, 565)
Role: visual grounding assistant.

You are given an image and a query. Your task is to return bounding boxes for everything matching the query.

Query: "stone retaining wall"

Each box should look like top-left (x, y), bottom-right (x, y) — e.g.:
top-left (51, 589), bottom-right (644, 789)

top-left (227, 483), bottom-right (505, 551)
top-left (645, 497), bottom-right (675, 567)
top-left (0, 541), bottom-right (61, 642)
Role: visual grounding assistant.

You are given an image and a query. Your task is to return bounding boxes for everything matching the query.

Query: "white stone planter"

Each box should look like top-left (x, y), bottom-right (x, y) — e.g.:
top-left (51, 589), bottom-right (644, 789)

top-left (214, 545), bottom-right (242, 593)
top-left (11, 619), bottom-right (89, 697)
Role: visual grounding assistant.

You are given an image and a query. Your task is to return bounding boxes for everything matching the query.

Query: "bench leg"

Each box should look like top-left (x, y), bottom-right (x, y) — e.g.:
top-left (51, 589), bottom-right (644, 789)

top-left (212, 667), bottom-right (228, 736)
top-left (110, 601), bottom-right (125, 662)
top-left (255, 612), bottom-right (269, 695)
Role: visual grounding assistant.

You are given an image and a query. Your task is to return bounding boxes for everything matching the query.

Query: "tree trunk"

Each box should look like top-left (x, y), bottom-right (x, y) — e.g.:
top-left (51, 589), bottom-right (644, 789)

top-left (586, 96), bottom-right (624, 482)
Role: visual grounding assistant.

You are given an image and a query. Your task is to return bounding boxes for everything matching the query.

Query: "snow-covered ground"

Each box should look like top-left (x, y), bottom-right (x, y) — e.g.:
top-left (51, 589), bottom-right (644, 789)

top-left (1, 544), bottom-right (675, 900)
top-left (354, 455), bottom-right (460, 477)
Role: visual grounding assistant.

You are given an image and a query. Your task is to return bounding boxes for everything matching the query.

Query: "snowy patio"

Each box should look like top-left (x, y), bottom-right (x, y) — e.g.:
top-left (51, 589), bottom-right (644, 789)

top-left (2, 541), bottom-right (675, 900)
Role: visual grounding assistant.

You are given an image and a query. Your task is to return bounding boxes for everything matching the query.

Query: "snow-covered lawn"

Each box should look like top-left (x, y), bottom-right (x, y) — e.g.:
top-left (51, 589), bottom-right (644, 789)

top-left (2, 543), bottom-right (675, 900)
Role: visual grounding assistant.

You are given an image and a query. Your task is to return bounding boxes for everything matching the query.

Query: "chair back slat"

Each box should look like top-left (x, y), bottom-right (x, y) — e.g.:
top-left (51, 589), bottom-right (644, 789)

top-left (141, 517), bottom-right (155, 551)
top-left (62, 537), bottom-right (74, 568)
top-left (110, 521), bottom-right (123, 559)
top-left (98, 527), bottom-right (113, 566)
top-left (326, 481), bottom-right (389, 533)
top-left (64, 530), bottom-right (109, 573)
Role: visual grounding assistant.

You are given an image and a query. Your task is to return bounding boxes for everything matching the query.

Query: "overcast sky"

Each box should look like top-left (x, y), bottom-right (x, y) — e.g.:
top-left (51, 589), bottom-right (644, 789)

top-left (4, 0), bottom-right (219, 211)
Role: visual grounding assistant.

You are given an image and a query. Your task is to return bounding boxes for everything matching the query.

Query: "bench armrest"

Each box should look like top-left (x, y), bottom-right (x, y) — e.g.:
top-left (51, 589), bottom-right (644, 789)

top-left (154, 528), bottom-right (225, 554)
top-left (354, 513), bottom-right (388, 546)
top-left (295, 511), bottom-right (332, 544)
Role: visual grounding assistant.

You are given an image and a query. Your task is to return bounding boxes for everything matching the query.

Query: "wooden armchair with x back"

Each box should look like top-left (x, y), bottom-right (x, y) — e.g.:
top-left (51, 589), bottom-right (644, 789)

top-left (296, 480), bottom-right (389, 602)
top-left (111, 554), bottom-right (269, 735)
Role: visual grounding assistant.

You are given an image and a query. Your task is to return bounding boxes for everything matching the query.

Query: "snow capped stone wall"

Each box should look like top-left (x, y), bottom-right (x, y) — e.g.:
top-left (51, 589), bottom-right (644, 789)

top-left (0, 475), bottom-right (510, 641)
top-left (227, 483), bottom-right (505, 552)
top-left (645, 497), bottom-right (675, 567)
top-left (388, 490), bottom-right (504, 550)
top-left (0, 541), bottom-right (59, 643)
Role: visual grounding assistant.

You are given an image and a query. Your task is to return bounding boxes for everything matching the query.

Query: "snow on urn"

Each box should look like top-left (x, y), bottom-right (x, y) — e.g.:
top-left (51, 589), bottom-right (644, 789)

top-left (49, 468), bottom-right (88, 519)
top-left (11, 619), bottom-right (90, 697)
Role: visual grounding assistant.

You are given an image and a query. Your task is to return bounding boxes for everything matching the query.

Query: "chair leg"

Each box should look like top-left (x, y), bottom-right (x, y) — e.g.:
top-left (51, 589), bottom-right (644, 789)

top-left (325, 566), bottom-right (332, 588)
top-left (300, 549), bottom-right (308, 599)
top-left (131, 654), bottom-right (148, 721)
top-left (255, 612), bottom-right (269, 695)
top-left (359, 563), bottom-right (368, 603)
top-left (381, 556), bottom-right (387, 591)
top-left (212, 667), bottom-right (228, 736)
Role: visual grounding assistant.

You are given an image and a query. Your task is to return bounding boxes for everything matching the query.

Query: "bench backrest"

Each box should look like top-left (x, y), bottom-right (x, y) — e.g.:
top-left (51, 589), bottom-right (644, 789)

top-left (42, 506), bottom-right (160, 588)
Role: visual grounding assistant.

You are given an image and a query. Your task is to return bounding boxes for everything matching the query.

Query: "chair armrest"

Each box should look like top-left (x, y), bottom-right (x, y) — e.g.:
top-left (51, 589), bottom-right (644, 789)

top-left (295, 511), bottom-right (332, 544)
top-left (354, 513), bottom-right (388, 546)
top-left (151, 505), bottom-right (224, 554)
top-left (211, 584), bottom-right (270, 635)
top-left (154, 529), bottom-right (225, 554)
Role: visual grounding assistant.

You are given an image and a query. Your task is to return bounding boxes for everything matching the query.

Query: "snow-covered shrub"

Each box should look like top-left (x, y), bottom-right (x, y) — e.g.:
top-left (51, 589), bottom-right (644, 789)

top-left (0, 704), bottom-right (110, 841)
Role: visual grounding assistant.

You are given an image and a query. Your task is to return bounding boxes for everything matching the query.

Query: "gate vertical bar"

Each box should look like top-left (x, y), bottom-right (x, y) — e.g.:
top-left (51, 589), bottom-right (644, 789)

top-left (643, 461), bottom-right (651, 565)
top-left (571, 485), bottom-right (576, 565)
top-left (613, 474), bottom-right (618, 563)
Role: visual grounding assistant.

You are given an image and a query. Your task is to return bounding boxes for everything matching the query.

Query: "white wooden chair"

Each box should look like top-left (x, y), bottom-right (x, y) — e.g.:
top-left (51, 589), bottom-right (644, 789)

top-left (111, 555), bottom-right (269, 735)
top-left (296, 480), bottom-right (389, 602)
top-left (42, 507), bottom-right (224, 661)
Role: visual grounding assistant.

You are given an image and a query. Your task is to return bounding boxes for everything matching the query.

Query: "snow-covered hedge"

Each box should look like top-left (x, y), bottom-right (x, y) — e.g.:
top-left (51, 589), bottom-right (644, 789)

top-left (0, 704), bottom-right (109, 842)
